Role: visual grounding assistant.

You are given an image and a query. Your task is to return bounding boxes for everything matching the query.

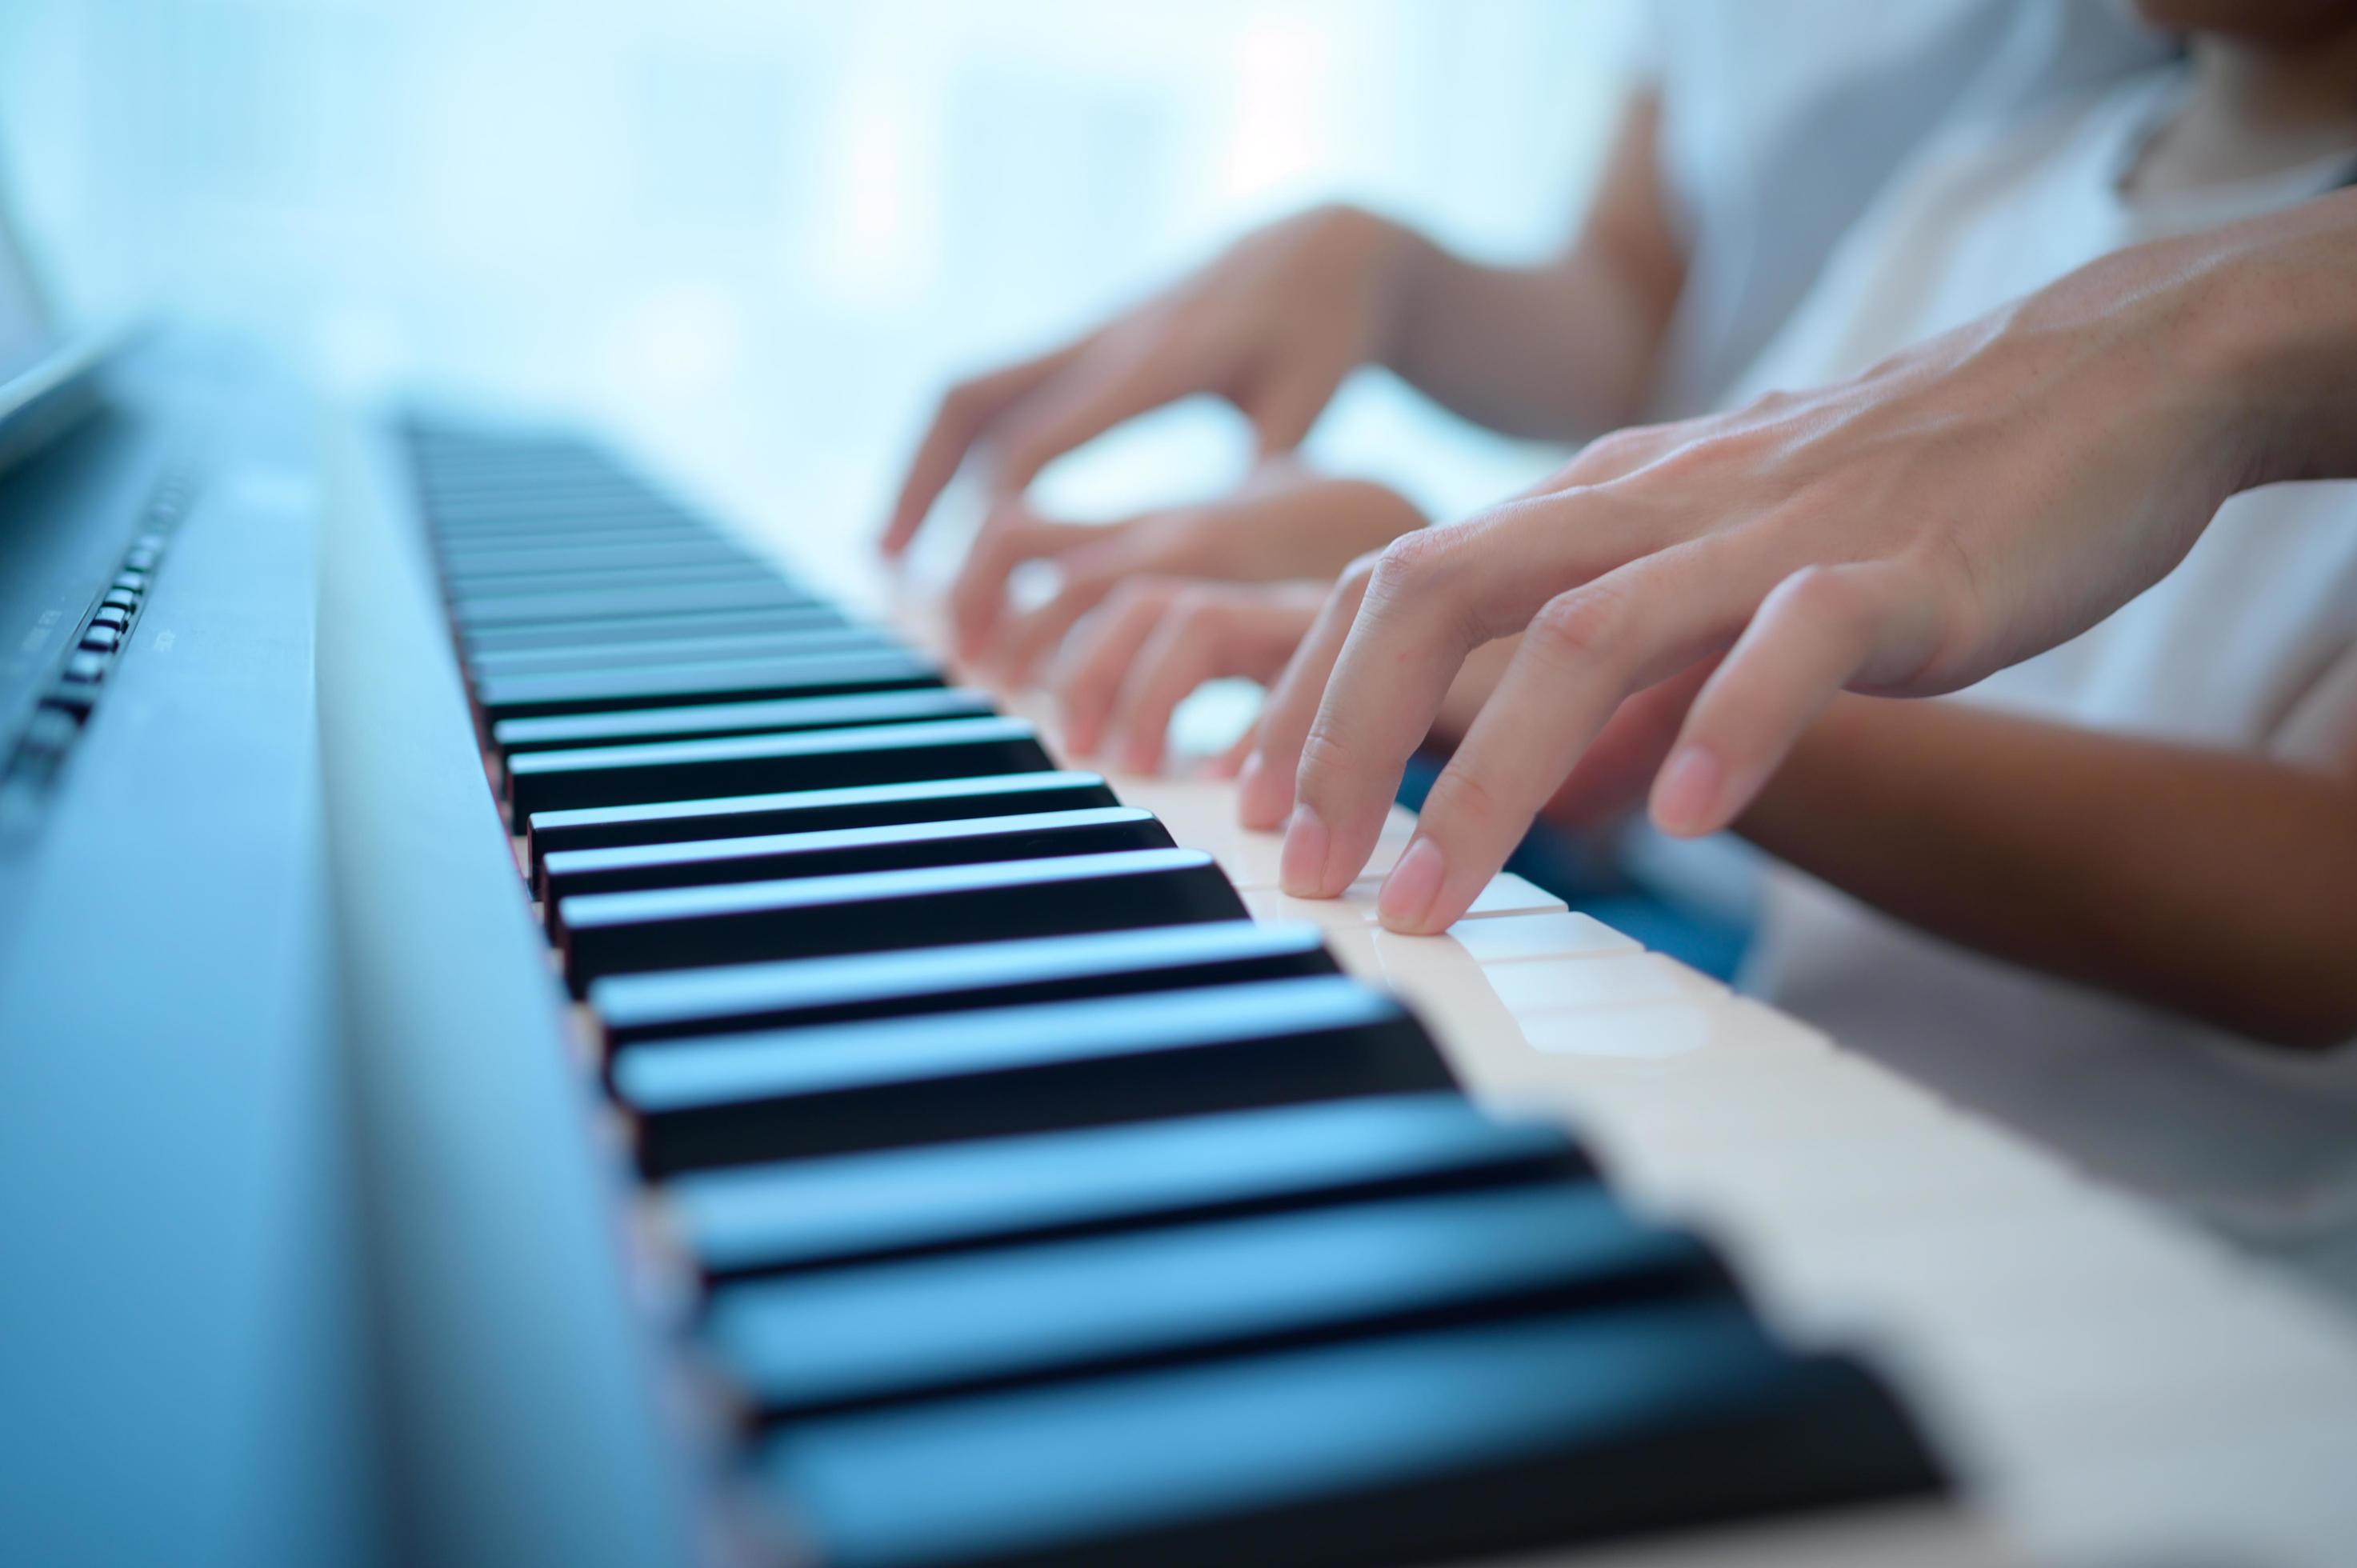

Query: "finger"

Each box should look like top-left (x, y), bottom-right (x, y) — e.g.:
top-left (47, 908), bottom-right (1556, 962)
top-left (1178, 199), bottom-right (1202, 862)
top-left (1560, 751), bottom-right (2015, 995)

top-left (881, 346), bottom-right (1078, 556)
top-left (1243, 359), bottom-right (1342, 460)
top-left (1235, 561), bottom-right (1376, 831)
top-left (984, 334), bottom-right (1207, 497)
top-left (1379, 548), bottom-right (1764, 933)
top-left (1279, 500), bottom-right (1657, 898)
top-left (1108, 590), bottom-right (1314, 773)
top-left (1650, 559), bottom-right (1940, 837)
top-left (988, 536), bottom-right (1138, 686)
top-left (1105, 602), bottom-right (1232, 774)
top-left (944, 506), bottom-right (1098, 664)
top-left (1211, 719), bottom-right (1259, 778)
top-left (1048, 579), bottom-right (1179, 758)
top-left (1541, 658), bottom-right (1719, 827)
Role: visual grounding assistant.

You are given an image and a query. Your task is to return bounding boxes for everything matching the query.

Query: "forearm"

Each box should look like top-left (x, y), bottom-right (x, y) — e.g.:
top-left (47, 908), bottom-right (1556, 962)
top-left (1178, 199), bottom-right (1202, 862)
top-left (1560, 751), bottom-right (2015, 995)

top-left (1738, 697), bottom-right (2357, 1048)
top-left (1377, 90), bottom-right (1683, 441)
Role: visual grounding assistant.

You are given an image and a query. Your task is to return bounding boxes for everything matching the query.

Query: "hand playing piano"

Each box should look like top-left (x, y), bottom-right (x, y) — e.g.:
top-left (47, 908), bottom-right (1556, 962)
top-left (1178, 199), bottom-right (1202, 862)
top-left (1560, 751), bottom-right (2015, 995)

top-left (1231, 195), bottom-right (2357, 934)
top-left (1048, 577), bottom-right (1330, 774)
top-left (941, 461), bottom-right (1424, 683)
top-left (880, 202), bottom-right (1416, 564)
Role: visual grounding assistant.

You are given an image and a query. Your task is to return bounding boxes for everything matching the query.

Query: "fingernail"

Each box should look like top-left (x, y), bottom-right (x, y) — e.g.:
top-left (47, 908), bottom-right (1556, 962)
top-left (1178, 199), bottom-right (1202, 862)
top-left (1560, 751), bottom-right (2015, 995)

top-left (1651, 745), bottom-right (1723, 837)
top-left (1238, 752), bottom-right (1287, 828)
top-left (1379, 838), bottom-right (1447, 931)
top-left (1279, 804), bottom-right (1330, 896)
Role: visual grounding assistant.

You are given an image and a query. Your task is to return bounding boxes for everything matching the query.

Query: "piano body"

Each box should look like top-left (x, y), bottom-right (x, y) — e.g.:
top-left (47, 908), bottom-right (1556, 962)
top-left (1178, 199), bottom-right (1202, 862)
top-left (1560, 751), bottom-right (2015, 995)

top-left (3, 337), bottom-right (2357, 1568)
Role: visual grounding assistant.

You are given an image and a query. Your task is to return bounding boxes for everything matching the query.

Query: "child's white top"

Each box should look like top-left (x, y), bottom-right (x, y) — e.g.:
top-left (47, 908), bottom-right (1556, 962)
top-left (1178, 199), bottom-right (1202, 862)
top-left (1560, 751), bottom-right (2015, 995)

top-left (1727, 70), bottom-right (2357, 1258)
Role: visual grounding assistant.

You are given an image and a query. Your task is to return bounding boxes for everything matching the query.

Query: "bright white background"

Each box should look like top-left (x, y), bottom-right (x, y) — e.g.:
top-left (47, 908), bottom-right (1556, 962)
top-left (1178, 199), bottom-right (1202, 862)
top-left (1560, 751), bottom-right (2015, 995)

top-left (0, 0), bottom-right (1639, 589)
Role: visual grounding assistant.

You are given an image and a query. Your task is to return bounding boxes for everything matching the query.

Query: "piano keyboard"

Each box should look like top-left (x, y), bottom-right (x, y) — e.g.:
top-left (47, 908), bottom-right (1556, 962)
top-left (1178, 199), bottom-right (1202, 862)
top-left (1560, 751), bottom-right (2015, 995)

top-left (399, 422), bottom-right (1952, 1566)
top-left (388, 421), bottom-right (2357, 1567)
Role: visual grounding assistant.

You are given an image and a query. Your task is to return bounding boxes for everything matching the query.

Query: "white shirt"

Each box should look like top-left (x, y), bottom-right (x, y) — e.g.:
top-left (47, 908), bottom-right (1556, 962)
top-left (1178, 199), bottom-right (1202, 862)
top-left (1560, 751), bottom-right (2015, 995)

top-left (1727, 70), bottom-right (2357, 1265)
top-left (1641, 0), bottom-right (2167, 418)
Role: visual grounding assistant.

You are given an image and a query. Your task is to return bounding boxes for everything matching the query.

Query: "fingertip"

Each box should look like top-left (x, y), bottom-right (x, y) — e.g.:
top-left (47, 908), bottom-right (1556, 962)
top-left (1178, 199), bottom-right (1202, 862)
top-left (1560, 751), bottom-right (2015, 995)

top-left (1236, 750), bottom-right (1291, 828)
top-left (1648, 744), bottom-right (1725, 838)
top-left (1375, 838), bottom-right (1446, 932)
top-left (1277, 804), bottom-right (1329, 897)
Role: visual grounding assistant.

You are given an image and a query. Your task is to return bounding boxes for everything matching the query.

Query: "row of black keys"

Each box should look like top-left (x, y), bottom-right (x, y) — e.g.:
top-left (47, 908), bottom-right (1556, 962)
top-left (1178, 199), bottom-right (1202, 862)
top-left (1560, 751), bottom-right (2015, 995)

top-left (406, 425), bottom-right (1943, 1568)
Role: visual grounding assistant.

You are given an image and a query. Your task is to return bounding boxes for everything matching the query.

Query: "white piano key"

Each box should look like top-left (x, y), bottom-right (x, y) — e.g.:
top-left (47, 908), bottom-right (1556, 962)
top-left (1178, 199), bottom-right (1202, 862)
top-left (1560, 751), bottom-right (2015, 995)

top-left (1214, 816), bottom-right (1414, 890)
top-left (1242, 879), bottom-right (1387, 928)
top-left (1446, 910), bottom-right (1640, 962)
top-left (1480, 953), bottom-right (1722, 1016)
top-left (1992, 1402), bottom-right (2357, 1568)
top-left (1457, 870), bottom-right (1568, 919)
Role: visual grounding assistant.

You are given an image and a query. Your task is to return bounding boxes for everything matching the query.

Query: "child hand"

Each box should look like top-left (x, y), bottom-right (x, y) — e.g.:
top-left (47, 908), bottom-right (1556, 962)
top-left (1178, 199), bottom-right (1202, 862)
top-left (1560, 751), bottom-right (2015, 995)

top-left (948, 463), bottom-right (1424, 679)
top-left (882, 204), bottom-right (1415, 558)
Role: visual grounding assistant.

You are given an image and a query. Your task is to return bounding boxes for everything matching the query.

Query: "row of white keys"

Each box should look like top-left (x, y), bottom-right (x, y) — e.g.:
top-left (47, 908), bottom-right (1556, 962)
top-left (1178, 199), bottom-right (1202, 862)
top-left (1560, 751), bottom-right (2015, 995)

top-left (1100, 761), bottom-right (2357, 1568)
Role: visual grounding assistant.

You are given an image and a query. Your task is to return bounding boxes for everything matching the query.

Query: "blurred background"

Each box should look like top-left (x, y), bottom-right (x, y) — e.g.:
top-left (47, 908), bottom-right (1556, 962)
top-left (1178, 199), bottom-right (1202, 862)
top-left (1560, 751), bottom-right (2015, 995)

top-left (0, 0), bottom-right (1639, 588)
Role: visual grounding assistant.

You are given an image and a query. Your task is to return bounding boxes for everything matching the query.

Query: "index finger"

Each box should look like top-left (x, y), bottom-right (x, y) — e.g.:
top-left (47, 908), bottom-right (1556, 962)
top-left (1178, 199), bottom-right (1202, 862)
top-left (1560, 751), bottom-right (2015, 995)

top-left (1274, 501), bottom-right (1649, 898)
top-left (880, 346), bottom-right (1079, 557)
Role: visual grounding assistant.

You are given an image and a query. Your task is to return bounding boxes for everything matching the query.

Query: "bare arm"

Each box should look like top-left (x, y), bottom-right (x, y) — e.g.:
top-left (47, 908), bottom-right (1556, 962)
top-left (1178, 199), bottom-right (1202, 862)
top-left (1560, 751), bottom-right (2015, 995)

top-left (1241, 186), bottom-right (2357, 937)
top-left (1380, 90), bottom-right (1685, 440)
top-left (1737, 693), bottom-right (2357, 1050)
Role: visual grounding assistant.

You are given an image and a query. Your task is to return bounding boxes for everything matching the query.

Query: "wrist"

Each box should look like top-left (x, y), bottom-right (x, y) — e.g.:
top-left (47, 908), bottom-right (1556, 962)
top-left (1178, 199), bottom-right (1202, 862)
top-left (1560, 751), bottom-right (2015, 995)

top-left (2176, 191), bottom-right (2357, 489)
top-left (1358, 216), bottom-right (1444, 375)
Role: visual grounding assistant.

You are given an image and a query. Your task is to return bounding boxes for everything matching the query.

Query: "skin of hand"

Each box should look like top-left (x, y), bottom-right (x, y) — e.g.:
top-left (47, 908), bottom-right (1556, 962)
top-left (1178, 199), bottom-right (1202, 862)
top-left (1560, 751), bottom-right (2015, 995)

top-left (1049, 577), bottom-right (1333, 774)
top-left (880, 202), bottom-right (1417, 564)
top-left (883, 88), bottom-right (1687, 656)
top-left (1235, 188), bottom-right (2357, 934)
top-left (946, 462), bottom-right (1426, 682)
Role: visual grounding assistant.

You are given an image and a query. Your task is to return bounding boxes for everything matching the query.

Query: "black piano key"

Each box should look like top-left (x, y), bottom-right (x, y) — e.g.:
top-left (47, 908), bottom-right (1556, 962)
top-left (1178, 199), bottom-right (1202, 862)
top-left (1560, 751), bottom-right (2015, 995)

top-left (666, 1092), bottom-right (1584, 1278)
top-left (708, 1182), bottom-right (1725, 1420)
top-left (542, 807), bottom-right (1170, 914)
top-left (434, 539), bottom-right (755, 577)
top-left (592, 918), bottom-right (1333, 1046)
top-left (525, 770), bottom-right (1118, 875)
top-left (445, 562), bottom-right (778, 599)
top-left (494, 687), bottom-right (994, 756)
top-left (435, 522), bottom-right (715, 553)
top-left (556, 846), bottom-right (1243, 993)
top-left (454, 580), bottom-right (826, 628)
top-left (431, 515), bottom-right (710, 546)
top-left (610, 974), bottom-right (1449, 1174)
top-left (476, 649), bottom-right (939, 723)
top-left (469, 626), bottom-right (896, 679)
top-left (760, 1302), bottom-right (1945, 1568)
top-left (463, 604), bottom-right (850, 653)
top-left (427, 496), bottom-right (693, 526)
top-left (506, 715), bottom-right (1047, 815)
top-left (442, 554), bottom-right (770, 588)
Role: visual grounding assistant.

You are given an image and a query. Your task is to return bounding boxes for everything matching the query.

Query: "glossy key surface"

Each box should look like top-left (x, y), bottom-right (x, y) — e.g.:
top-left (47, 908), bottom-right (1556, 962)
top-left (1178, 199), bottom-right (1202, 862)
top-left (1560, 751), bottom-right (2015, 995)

top-left (761, 1303), bottom-right (1944, 1568)
top-left (525, 770), bottom-right (1118, 879)
top-left (554, 846), bottom-right (1246, 991)
top-left (593, 918), bottom-right (1334, 1045)
top-left (612, 974), bottom-right (1449, 1173)
top-left (666, 1093), bottom-right (1587, 1278)
top-left (505, 715), bottom-right (1049, 814)
top-left (541, 806), bottom-right (1169, 910)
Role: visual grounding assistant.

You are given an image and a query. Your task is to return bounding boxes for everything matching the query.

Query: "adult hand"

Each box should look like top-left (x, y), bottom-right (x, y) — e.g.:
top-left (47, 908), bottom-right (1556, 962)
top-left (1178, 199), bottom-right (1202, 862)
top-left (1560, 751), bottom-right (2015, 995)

top-left (880, 203), bottom-right (1415, 562)
top-left (1238, 191), bottom-right (2357, 933)
top-left (943, 462), bottom-right (1424, 679)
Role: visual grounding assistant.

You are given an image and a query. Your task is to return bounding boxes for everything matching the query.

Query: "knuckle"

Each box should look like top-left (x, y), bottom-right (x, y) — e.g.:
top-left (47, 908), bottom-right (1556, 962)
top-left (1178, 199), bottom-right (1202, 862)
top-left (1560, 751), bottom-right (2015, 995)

top-left (1525, 585), bottom-right (1631, 667)
top-left (1366, 529), bottom-right (1454, 604)
top-left (1295, 725), bottom-right (1363, 786)
top-left (1421, 765), bottom-right (1510, 838)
